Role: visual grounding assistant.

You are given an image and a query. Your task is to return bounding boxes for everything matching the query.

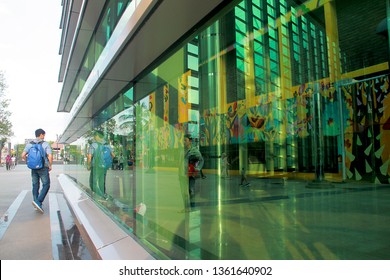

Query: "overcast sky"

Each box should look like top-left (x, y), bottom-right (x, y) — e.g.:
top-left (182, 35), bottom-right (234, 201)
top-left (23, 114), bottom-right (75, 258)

top-left (0, 0), bottom-right (69, 144)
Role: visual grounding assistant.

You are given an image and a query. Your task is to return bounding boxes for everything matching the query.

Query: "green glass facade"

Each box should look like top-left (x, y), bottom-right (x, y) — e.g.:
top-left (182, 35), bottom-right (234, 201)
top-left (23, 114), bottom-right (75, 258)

top-left (59, 0), bottom-right (390, 259)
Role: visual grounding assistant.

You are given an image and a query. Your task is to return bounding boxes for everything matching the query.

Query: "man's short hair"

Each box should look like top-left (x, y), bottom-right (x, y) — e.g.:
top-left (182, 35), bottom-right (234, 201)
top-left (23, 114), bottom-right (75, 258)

top-left (93, 130), bottom-right (104, 138)
top-left (35, 128), bottom-right (46, 137)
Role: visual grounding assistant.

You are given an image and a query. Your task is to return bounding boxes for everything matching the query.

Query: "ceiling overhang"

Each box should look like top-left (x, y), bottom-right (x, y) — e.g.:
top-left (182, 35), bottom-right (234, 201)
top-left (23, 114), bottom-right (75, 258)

top-left (58, 0), bottom-right (83, 83)
top-left (59, 0), bottom-right (236, 143)
top-left (57, 0), bottom-right (106, 112)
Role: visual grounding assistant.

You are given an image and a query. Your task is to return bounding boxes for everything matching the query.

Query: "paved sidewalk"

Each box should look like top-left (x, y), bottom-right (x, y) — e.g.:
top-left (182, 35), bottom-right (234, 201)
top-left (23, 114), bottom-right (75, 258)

top-left (0, 164), bottom-right (90, 260)
top-left (2, 163), bottom-right (390, 260)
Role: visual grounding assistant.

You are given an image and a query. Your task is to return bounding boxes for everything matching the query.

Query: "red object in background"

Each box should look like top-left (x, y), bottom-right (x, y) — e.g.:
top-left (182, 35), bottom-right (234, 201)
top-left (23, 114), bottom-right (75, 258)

top-left (188, 163), bottom-right (199, 177)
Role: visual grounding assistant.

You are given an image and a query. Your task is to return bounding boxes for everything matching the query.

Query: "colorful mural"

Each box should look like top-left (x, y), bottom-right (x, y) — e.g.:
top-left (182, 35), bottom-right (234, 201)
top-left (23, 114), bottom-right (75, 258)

top-left (178, 71), bottom-right (190, 123)
top-left (142, 73), bottom-right (390, 183)
top-left (342, 75), bottom-right (390, 183)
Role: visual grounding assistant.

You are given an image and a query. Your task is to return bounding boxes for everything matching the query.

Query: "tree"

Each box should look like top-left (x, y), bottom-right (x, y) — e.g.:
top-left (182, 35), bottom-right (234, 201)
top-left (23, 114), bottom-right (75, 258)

top-left (0, 71), bottom-right (14, 161)
top-left (84, 119), bottom-right (117, 142)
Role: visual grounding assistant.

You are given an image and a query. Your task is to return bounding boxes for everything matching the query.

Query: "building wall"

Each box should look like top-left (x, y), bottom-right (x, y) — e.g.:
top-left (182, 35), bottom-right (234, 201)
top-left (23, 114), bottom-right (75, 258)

top-left (59, 0), bottom-right (390, 259)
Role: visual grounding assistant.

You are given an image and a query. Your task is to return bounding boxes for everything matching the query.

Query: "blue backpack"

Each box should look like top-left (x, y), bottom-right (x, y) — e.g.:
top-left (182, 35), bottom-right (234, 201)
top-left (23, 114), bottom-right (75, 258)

top-left (93, 143), bottom-right (113, 169)
top-left (27, 142), bottom-right (46, 169)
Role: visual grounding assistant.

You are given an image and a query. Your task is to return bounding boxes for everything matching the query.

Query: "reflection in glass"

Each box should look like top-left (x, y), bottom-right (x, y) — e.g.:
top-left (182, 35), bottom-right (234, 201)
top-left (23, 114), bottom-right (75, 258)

top-left (63, 0), bottom-right (390, 260)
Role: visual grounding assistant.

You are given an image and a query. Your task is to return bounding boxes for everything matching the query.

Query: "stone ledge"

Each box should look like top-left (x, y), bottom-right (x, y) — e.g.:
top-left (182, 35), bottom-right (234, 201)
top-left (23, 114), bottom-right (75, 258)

top-left (57, 174), bottom-right (155, 260)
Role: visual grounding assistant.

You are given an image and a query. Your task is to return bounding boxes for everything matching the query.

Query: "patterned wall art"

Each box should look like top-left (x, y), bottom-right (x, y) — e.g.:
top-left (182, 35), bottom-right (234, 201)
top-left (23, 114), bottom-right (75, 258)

top-left (148, 72), bottom-right (390, 183)
top-left (341, 75), bottom-right (390, 183)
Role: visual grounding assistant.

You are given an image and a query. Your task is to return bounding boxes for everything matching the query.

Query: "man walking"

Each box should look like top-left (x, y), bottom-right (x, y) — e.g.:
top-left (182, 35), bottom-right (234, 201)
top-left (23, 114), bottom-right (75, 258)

top-left (87, 130), bottom-right (114, 198)
top-left (21, 128), bottom-right (53, 213)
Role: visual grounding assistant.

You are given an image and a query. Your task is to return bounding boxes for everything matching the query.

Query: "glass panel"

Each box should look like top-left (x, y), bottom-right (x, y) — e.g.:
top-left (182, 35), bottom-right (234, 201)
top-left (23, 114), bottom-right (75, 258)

top-left (64, 0), bottom-right (390, 260)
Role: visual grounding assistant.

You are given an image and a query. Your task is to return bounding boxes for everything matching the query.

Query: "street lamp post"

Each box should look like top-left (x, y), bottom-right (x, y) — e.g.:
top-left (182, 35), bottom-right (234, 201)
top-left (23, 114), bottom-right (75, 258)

top-left (56, 134), bottom-right (59, 161)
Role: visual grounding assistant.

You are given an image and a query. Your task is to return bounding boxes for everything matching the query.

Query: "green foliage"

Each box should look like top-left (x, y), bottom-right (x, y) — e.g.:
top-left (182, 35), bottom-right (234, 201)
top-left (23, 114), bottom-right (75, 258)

top-left (0, 72), bottom-right (13, 153)
top-left (63, 144), bottom-right (82, 163)
top-left (84, 119), bottom-right (117, 142)
top-left (14, 144), bottom-right (25, 160)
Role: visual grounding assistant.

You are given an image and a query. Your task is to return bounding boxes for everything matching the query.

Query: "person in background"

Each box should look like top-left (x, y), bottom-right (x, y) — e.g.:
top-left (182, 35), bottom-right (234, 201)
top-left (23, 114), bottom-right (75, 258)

top-left (239, 167), bottom-right (250, 187)
top-left (11, 155), bottom-right (16, 169)
top-left (179, 134), bottom-right (204, 211)
top-left (221, 153), bottom-right (230, 178)
top-left (5, 154), bottom-right (11, 170)
top-left (118, 153), bottom-right (125, 170)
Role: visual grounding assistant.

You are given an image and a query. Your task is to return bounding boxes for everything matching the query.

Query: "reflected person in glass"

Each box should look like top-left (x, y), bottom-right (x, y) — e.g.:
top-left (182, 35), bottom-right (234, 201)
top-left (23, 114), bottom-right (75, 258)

top-left (179, 134), bottom-right (204, 212)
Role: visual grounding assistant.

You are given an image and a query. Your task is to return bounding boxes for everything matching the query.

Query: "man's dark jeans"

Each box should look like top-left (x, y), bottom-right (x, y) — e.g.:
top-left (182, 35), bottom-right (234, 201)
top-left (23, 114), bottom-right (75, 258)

top-left (31, 167), bottom-right (50, 204)
top-left (89, 165), bottom-right (107, 197)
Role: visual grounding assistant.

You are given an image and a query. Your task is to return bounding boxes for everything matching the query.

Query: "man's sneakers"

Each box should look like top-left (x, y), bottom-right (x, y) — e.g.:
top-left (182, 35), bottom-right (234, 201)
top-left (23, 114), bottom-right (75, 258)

top-left (32, 200), bottom-right (44, 213)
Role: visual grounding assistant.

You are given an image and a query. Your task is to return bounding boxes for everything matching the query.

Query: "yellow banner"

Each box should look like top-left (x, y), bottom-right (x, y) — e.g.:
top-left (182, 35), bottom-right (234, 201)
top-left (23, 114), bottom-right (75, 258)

top-left (164, 84), bottom-right (169, 123)
top-left (178, 71), bottom-right (191, 123)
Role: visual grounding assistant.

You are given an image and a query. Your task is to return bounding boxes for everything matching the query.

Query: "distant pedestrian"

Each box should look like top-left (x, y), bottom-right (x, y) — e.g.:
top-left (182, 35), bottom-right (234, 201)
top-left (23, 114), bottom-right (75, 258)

top-left (239, 167), bottom-right (250, 187)
top-left (11, 155), bottom-right (16, 169)
top-left (221, 153), bottom-right (230, 178)
top-left (5, 154), bottom-right (11, 170)
top-left (21, 128), bottom-right (53, 213)
top-left (118, 153), bottom-right (125, 170)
